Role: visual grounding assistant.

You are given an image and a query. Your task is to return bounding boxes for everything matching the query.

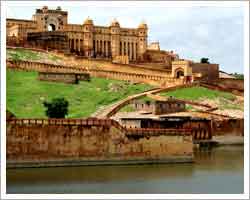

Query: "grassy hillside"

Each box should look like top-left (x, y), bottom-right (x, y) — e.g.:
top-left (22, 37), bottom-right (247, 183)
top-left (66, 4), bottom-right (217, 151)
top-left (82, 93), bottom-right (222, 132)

top-left (7, 70), bottom-right (152, 118)
top-left (160, 86), bottom-right (235, 100)
top-left (7, 48), bottom-right (60, 62)
top-left (160, 86), bottom-right (243, 111)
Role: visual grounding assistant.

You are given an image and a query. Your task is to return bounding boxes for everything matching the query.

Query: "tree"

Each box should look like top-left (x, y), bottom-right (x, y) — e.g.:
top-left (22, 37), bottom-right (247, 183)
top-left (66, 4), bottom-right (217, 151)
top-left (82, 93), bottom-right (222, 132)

top-left (200, 58), bottom-right (210, 64)
top-left (43, 97), bottom-right (69, 118)
top-left (231, 72), bottom-right (244, 80)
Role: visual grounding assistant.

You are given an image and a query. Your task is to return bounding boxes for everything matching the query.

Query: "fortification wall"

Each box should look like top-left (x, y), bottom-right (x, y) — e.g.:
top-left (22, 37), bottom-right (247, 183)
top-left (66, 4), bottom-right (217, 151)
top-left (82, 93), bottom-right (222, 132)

top-left (217, 78), bottom-right (244, 91)
top-left (7, 118), bottom-right (193, 167)
top-left (200, 82), bottom-right (243, 96)
top-left (192, 63), bottom-right (219, 82)
top-left (7, 46), bottom-right (174, 77)
top-left (7, 59), bottom-right (183, 87)
top-left (38, 72), bottom-right (90, 84)
top-left (212, 119), bottom-right (244, 136)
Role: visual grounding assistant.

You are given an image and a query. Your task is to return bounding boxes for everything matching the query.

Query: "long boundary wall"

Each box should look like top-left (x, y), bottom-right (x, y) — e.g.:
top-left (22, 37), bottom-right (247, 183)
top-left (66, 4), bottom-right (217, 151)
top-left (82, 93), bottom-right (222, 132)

top-left (7, 118), bottom-right (193, 168)
top-left (7, 59), bottom-right (183, 87)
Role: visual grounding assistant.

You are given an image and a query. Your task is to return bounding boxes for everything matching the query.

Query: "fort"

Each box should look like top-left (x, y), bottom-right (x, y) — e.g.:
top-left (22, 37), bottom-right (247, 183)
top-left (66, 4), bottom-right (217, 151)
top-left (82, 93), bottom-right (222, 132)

top-left (6, 6), bottom-right (220, 83)
top-left (7, 6), bottom-right (154, 61)
top-left (6, 6), bottom-right (244, 168)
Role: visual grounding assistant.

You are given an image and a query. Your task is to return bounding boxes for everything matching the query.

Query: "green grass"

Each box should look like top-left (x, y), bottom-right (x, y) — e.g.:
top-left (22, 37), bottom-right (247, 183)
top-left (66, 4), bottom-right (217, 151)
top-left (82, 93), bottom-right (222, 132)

top-left (119, 105), bottom-right (136, 112)
top-left (160, 86), bottom-right (235, 101)
top-left (159, 86), bottom-right (243, 111)
top-left (7, 69), bottom-right (152, 118)
top-left (7, 49), bottom-right (60, 62)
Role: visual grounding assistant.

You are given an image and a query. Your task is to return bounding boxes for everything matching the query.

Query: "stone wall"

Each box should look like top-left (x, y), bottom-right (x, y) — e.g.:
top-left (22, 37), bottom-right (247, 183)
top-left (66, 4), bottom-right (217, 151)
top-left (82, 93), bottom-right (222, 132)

top-left (7, 59), bottom-right (183, 87)
top-left (217, 78), bottom-right (244, 91)
top-left (200, 82), bottom-right (243, 96)
top-left (212, 118), bottom-right (244, 136)
top-left (38, 72), bottom-right (90, 84)
top-left (191, 63), bottom-right (219, 82)
top-left (132, 100), bottom-right (186, 115)
top-left (142, 50), bottom-right (175, 67)
top-left (7, 6), bottom-right (148, 61)
top-left (27, 31), bottom-right (69, 53)
top-left (147, 42), bottom-right (160, 51)
top-left (171, 60), bottom-right (193, 78)
top-left (6, 118), bottom-right (193, 167)
top-left (112, 55), bottom-right (129, 64)
top-left (121, 117), bottom-right (213, 141)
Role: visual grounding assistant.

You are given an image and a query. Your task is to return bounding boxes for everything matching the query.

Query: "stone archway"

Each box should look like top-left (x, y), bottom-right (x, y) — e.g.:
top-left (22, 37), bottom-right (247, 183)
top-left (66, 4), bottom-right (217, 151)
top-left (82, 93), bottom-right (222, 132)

top-left (174, 68), bottom-right (185, 79)
top-left (45, 16), bottom-right (59, 31)
top-left (48, 24), bottom-right (56, 31)
top-left (176, 70), bottom-right (184, 78)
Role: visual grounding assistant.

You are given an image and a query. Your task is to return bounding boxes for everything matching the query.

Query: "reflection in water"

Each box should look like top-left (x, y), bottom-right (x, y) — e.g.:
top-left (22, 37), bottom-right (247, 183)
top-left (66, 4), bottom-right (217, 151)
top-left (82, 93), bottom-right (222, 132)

top-left (7, 146), bottom-right (244, 194)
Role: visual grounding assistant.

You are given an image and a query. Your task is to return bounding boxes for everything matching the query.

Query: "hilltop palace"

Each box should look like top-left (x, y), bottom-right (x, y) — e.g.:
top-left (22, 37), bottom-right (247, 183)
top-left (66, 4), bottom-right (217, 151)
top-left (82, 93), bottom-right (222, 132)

top-left (6, 6), bottom-right (244, 168)
top-left (7, 6), bottom-right (220, 82)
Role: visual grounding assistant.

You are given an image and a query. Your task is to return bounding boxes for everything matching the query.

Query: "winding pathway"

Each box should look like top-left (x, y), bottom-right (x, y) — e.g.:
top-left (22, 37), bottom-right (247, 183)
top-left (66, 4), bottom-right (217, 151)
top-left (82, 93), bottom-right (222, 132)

top-left (92, 82), bottom-right (200, 118)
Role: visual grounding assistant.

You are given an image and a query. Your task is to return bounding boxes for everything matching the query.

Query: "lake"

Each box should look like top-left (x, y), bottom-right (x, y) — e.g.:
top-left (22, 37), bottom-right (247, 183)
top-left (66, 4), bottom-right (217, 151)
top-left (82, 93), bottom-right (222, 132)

top-left (6, 145), bottom-right (244, 194)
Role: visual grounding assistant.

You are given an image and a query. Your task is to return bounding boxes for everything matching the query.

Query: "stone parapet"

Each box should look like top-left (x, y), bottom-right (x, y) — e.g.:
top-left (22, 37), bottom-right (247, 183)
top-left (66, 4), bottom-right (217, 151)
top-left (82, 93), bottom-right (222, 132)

top-left (7, 59), bottom-right (183, 87)
top-left (7, 118), bottom-right (193, 168)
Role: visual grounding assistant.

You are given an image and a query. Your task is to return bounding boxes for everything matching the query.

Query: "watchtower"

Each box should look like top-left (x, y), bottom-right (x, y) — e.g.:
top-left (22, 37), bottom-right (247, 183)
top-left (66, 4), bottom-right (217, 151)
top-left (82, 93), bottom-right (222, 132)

top-left (137, 21), bottom-right (148, 61)
top-left (110, 19), bottom-right (121, 59)
top-left (83, 17), bottom-right (94, 57)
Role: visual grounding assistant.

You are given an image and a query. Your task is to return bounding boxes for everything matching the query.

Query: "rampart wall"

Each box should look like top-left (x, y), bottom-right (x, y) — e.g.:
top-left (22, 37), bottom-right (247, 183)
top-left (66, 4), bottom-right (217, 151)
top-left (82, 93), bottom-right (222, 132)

top-left (217, 78), bottom-right (244, 91)
top-left (7, 118), bottom-right (193, 168)
top-left (66, 55), bottom-right (173, 77)
top-left (212, 118), bottom-right (244, 136)
top-left (200, 82), bottom-right (243, 96)
top-left (7, 59), bottom-right (183, 87)
top-left (192, 63), bottom-right (219, 82)
top-left (38, 72), bottom-right (90, 84)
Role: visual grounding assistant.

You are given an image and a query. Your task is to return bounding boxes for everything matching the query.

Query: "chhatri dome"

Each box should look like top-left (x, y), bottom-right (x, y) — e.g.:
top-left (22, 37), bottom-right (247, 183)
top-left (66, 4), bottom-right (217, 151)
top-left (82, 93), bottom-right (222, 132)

top-left (84, 16), bottom-right (94, 25)
top-left (138, 21), bottom-right (148, 29)
top-left (110, 18), bottom-right (120, 27)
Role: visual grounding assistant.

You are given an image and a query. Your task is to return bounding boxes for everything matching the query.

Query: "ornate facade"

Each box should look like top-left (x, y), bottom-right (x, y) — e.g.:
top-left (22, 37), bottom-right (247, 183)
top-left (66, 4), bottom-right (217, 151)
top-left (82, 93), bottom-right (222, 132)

top-left (6, 6), bottom-right (219, 81)
top-left (7, 6), bottom-right (148, 61)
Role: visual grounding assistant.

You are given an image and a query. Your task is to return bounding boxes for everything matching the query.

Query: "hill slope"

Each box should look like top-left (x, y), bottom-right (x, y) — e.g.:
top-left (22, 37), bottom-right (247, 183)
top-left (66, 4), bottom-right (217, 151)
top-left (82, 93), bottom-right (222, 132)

top-left (7, 70), bottom-right (152, 118)
top-left (160, 86), bottom-right (244, 117)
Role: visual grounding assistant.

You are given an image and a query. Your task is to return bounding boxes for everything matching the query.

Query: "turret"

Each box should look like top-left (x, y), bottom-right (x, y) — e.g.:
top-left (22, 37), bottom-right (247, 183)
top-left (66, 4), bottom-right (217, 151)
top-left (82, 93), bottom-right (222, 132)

top-left (83, 17), bottom-right (94, 57)
top-left (110, 18), bottom-right (120, 58)
top-left (137, 21), bottom-right (148, 61)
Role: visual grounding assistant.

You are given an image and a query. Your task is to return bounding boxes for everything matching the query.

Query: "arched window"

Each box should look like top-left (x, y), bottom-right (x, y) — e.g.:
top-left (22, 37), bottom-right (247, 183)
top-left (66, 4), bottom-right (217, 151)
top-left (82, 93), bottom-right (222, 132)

top-left (48, 24), bottom-right (56, 31)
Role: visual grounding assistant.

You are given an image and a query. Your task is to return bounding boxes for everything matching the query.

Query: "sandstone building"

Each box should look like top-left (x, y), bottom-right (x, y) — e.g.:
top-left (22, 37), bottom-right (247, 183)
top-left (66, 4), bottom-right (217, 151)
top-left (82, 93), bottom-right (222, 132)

top-left (132, 97), bottom-right (186, 115)
top-left (7, 6), bottom-right (151, 62)
top-left (6, 6), bottom-right (219, 82)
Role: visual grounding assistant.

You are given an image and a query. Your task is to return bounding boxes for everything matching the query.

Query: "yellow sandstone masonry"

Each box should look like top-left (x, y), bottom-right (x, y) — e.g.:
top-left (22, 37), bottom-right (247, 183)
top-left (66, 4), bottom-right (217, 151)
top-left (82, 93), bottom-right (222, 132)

top-left (6, 119), bottom-right (193, 167)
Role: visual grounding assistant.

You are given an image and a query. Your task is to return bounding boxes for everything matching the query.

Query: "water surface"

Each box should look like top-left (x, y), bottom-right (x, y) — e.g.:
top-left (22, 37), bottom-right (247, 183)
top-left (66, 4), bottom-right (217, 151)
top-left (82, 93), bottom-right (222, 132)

top-left (6, 146), bottom-right (244, 194)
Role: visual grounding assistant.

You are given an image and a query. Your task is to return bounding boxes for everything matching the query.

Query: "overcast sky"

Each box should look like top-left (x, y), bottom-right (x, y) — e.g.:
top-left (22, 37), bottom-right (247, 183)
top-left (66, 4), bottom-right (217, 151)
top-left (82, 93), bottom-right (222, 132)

top-left (6, 1), bottom-right (246, 73)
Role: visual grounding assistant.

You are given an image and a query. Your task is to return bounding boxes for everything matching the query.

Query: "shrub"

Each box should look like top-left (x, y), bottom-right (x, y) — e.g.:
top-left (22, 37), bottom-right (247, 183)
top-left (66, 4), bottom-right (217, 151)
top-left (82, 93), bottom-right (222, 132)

top-left (43, 97), bottom-right (69, 118)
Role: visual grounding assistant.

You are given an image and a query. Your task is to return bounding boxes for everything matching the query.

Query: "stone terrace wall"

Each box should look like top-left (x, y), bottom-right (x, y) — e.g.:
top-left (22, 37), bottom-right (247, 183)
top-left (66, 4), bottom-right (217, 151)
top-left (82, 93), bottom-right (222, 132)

top-left (7, 59), bottom-right (183, 87)
top-left (212, 118), bottom-right (244, 136)
top-left (7, 46), bottom-right (173, 77)
top-left (38, 72), bottom-right (90, 84)
top-left (217, 78), bottom-right (244, 91)
top-left (192, 63), bottom-right (219, 82)
top-left (67, 56), bottom-right (173, 77)
top-left (200, 82), bottom-right (243, 96)
top-left (7, 118), bottom-right (193, 167)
